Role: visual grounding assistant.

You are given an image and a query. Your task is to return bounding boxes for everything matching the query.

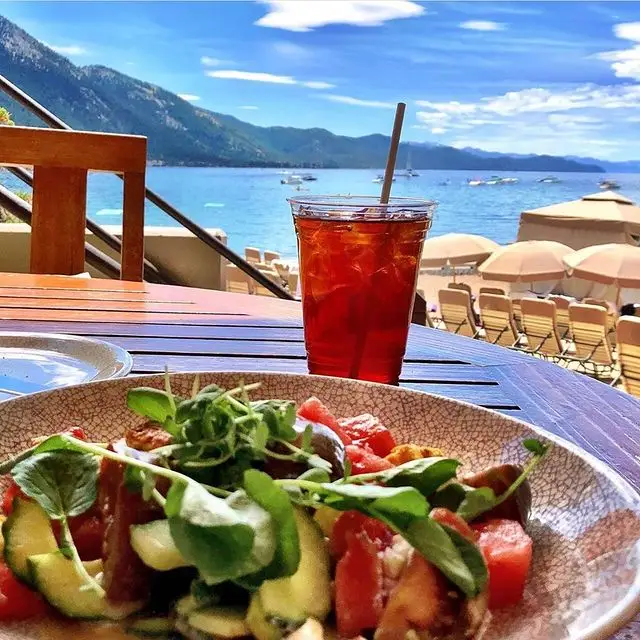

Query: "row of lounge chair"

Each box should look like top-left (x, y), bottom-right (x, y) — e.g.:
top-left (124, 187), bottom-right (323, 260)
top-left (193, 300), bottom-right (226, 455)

top-left (430, 287), bottom-right (640, 397)
top-left (225, 247), bottom-right (298, 297)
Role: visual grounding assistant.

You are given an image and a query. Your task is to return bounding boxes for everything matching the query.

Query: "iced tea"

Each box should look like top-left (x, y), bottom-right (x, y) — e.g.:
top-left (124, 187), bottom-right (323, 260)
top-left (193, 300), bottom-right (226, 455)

top-left (290, 196), bottom-right (434, 384)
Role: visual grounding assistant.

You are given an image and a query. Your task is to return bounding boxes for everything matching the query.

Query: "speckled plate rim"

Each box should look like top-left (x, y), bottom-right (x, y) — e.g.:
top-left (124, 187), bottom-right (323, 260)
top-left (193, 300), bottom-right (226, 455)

top-left (0, 331), bottom-right (133, 389)
top-left (1, 369), bottom-right (639, 640)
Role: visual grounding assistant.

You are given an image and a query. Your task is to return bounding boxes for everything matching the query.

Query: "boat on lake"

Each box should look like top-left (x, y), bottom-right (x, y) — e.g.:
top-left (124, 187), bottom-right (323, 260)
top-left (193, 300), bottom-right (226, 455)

top-left (599, 179), bottom-right (621, 190)
top-left (397, 149), bottom-right (420, 177)
top-left (373, 174), bottom-right (395, 184)
top-left (301, 173), bottom-right (317, 181)
top-left (281, 174), bottom-right (303, 185)
top-left (538, 176), bottom-right (561, 184)
top-left (467, 178), bottom-right (485, 186)
top-left (485, 175), bottom-right (519, 185)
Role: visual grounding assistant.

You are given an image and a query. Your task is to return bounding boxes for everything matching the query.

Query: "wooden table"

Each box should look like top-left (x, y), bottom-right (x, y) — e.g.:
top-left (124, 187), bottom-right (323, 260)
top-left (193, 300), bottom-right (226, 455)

top-left (0, 272), bottom-right (638, 639)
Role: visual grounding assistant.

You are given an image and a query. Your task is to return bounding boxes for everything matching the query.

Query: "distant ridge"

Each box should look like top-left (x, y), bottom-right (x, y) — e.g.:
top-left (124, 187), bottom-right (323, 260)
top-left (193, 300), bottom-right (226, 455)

top-left (0, 15), bottom-right (604, 172)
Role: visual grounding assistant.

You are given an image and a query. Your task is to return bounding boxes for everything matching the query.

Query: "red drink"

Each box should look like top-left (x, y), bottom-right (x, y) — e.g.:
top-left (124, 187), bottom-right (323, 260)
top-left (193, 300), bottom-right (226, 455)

top-left (290, 196), bottom-right (435, 384)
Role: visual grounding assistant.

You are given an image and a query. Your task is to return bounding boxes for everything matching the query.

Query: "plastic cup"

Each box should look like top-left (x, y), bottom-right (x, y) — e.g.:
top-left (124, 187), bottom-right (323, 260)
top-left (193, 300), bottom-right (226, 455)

top-left (289, 195), bottom-right (435, 385)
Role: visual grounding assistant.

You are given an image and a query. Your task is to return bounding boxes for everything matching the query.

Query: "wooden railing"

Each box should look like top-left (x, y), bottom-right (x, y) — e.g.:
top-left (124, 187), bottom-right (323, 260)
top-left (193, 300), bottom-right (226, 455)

top-left (0, 74), bottom-right (294, 300)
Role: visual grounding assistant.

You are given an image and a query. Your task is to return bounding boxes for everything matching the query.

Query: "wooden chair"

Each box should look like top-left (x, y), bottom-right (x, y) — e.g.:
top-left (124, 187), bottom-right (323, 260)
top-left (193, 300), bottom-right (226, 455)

top-left (245, 247), bottom-right (261, 264)
top-left (617, 316), bottom-right (640, 397)
top-left (438, 288), bottom-right (480, 338)
top-left (568, 303), bottom-right (617, 380)
top-left (548, 295), bottom-right (572, 339)
top-left (0, 126), bottom-right (146, 281)
top-left (448, 282), bottom-right (473, 297)
top-left (263, 250), bottom-right (281, 265)
top-left (519, 298), bottom-right (564, 360)
top-left (478, 293), bottom-right (521, 348)
top-left (225, 263), bottom-right (256, 295)
top-left (479, 286), bottom-right (506, 296)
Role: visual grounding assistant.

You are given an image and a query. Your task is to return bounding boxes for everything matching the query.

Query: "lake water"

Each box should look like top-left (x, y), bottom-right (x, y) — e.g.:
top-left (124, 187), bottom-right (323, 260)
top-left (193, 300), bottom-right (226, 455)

top-left (3, 168), bottom-right (639, 258)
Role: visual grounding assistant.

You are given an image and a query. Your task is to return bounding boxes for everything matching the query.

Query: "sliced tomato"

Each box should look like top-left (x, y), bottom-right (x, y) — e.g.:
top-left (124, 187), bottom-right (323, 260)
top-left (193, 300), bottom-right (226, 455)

top-left (331, 510), bottom-right (394, 558)
top-left (68, 508), bottom-right (104, 561)
top-left (338, 414), bottom-right (397, 457)
top-left (0, 561), bottom-right (49, 620)
top-left (64, 427), bottom-right (88, 441)
top-left (335, 532), bottom-right (384, 638)
top-left (472, 518), bottom-right (533, 609)
top-left (430, 508), bottom-right (478, 542)
top-left (1, 481), bottom-right (24, 516)
top-left (346, 444), bottom-right (394, 475)
top-left (297, 397), bottom-right (351, 445)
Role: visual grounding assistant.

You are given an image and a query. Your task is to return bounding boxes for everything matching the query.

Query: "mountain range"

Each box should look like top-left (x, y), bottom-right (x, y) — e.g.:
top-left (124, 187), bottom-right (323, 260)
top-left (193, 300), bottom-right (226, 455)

top-left (0, 15), bottom-right (616, 172)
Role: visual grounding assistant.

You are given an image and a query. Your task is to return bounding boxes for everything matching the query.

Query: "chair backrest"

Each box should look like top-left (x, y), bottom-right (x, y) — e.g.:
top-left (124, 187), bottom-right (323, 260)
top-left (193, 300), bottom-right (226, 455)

top-left (438, 288), bottom-right (477, 338)
top-left (254, 267), bottom-right (282, 298)
top-left (617, 316), bottom-right (640, 398)
top-left (548, 295), bottom-right (572, 339)
top-left (448, 282), bottom-right (473, 297)
top-left (245, 247), bottom-right (261, 263)
top-left (479, 293), bottom-right (519, 347)
top-left (569, 303), bottom-right (614, 365)
top-left (479, 286), bottom-right (505, 296)
top-left (264, 250), bottom-right (281, 264)
top-left (583, 297), bottom-right (609, 310)
top-left (0, 126), bottom-right (146, 281)
top-left (520, 298), bottom-right (563, 356)
top-left (225, 263), bottom-right (256, 295)
top-left (582, 298), bottom-right (617, 348)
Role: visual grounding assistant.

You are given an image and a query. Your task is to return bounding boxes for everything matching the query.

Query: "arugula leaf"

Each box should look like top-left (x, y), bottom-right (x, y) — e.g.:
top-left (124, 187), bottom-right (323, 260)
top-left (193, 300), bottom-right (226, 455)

top-left (523, 438), bottom-right (548, 456)
top-left (242, 470), bottom-right (300, 583)
top-left (12, 451), bottom-right (98, 519)
top-left (457, 487), bottom-right (497, 522)
top-left (345, 457), bottom-right (460, 497)
top-left (165, 481), bottom-right (276, 585)
top-left (127, 387), bottom-right (177, 425)
top-left (403, 517), bottom-right (482, 597)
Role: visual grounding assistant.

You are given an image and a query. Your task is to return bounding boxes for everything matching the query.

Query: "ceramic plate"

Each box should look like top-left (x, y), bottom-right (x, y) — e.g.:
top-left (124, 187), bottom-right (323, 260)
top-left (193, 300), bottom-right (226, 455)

top-left (0, 372), bottom-right (638, 640)
top-left (0, 332), bottom-right (133, 400)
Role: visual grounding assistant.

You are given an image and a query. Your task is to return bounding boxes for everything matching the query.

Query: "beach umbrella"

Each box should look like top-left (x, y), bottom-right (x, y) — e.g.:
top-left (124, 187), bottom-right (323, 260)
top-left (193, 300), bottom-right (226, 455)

top-left (421, 233), bottom-right (499, 282)
top-left (478, 240), bottom-right (574, 283)
top-left (563, 243), bottom-right (640, 304)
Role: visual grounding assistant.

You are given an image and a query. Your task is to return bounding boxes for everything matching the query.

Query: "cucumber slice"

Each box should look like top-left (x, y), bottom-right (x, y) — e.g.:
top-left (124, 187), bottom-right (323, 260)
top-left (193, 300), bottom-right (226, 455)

top-left (187, 606), bottom-right (249, 638)
top-left (246, 594), bottom-right (283, 640)
top-left (126, 616), bottom-right (174, 637)
top-left (130, 519), bottom-right (189, 571)
top-left (28, 552), bottom-right (144, 620)
top-left (3, 498), bottom-right (58, 584)
top-left (258, 509), bottom-right (331, 622)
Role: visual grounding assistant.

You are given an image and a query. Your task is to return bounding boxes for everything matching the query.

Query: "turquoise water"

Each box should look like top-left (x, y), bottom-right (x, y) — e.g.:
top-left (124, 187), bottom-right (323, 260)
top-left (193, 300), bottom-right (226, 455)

top-left (3, 168), bottom-right (639, 258)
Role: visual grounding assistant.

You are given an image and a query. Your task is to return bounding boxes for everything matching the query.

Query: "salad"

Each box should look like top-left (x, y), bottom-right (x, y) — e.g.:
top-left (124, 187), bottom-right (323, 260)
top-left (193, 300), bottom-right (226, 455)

top-left (0, 378), bottom-right (550, 640)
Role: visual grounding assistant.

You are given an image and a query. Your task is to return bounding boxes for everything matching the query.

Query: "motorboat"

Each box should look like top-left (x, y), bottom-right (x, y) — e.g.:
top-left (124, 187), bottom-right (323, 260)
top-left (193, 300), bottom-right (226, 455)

top-left (281, 174), bottom-right (303, 185)
top-left (599, 179), bottom-right (621, 190)
top-left (467, 178), bottom-right (485, 186)
top-left (301, 174), bottom-right (317, 181)
top-left (485, 175), bottom-right (519, 185)
top-left (537, 175), bottom-right (561, 183)
top-left (372, 174), bottom-right (395, 184)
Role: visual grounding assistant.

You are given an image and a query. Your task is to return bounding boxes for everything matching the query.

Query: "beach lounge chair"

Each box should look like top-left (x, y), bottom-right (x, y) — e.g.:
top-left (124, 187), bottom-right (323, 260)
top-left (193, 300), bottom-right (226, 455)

top-left (225, 263), bottom-right (256, 295)
top-left (438, 288), bottom-right (480, 338)
top-left (548, 295), bottom-right (572, 339)
top-left (478, 293), bottom-right (522, 348)
top-left (616, 316), bottom-right (640, 397)
top-left (583, 298), bottom-right (617, 348)
top-left (245, 247), bottom-right (261, 264)
top-left (448, 282), bottom-right (473, 297)
top-left (479, 287), bottom-right (506, 296)
top-left (511, 299), bottom-right (523, 332)
top-left (568, 303), bottom-right (617, 379)
top-left (264, 250), bottom-right (281, 264)
top-left (519, 298), bottom-right (565, 360)
top-left (253, 266), bottom-right (283, 297)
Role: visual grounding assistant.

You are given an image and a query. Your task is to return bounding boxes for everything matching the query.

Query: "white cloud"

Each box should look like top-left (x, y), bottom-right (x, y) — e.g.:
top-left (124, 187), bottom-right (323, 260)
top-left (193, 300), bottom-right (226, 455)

top-left (43, 42), bottom-right (87, 56)
top-left (460, 21), bottom-right (505, 31)
top-left (206, 70), bottom-right (335, 89)
top-left (416, 100), bottom-right (476, 114)
top-left (178, 94), bottom-right (200, 102)
top-left (303, 81), bottom-right (335, 89)
top-left (416, 111), bottom-right (450, 124)
top-left (256, 0), bottom-right (424, 32)
top-left (201, 56), bottom-right (224, 66)
top-left (597, 22), bottom-right (640, 80)
top-left (239, 106), bottom-right (259, 110)
top-left (320, 94), bottom-right (396, 109)
top-left (207, 70), bottom-right (297, 84)
top-left (431, 127), bottom-right (446, 134)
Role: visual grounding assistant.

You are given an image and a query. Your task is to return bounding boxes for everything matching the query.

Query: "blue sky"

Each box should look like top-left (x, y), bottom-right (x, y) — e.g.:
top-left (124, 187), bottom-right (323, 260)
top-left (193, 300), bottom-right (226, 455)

top-left (2, 1), bottom-right (640, 160)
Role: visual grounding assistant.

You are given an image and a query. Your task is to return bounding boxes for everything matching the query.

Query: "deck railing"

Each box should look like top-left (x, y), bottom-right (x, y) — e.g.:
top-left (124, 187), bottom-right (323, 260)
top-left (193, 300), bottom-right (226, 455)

top-left (0, 74), bottom-right (294, 300)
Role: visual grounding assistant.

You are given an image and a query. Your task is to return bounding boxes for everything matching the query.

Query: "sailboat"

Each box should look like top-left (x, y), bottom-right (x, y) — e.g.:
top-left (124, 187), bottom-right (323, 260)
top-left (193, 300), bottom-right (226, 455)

top-left (398, 149), bottom-right (419, 177)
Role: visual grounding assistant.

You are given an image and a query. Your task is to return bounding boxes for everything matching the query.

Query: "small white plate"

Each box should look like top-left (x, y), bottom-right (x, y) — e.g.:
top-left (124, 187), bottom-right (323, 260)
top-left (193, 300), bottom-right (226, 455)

top-left (0, 332), bottom-right (132, 399)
